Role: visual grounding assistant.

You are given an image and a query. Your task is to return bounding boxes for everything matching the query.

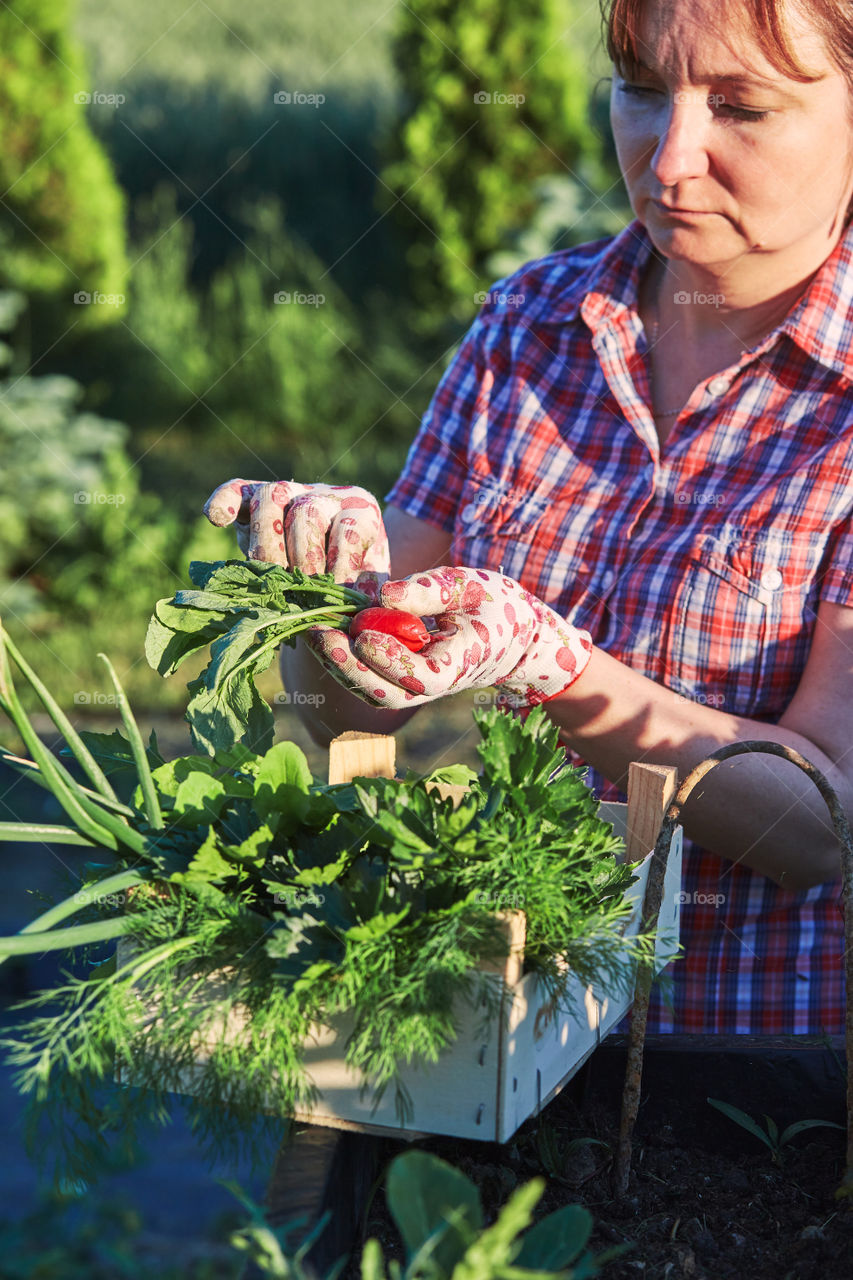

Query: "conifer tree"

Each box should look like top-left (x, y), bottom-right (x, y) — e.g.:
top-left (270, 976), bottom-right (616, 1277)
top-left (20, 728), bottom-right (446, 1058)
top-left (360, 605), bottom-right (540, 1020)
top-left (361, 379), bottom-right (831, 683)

top-left (379, 0), bottom-right (602, 332)
top-left (0, 0), bottom-right (127, 328)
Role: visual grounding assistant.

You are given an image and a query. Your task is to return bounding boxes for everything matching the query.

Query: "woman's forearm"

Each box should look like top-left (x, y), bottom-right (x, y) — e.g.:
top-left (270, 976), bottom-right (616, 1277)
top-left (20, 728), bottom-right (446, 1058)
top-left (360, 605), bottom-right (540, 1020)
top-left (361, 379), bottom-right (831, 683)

top-left (546, 646), bottom-right (852, 889)
top-left (278, 640), bottom-right (418, 748)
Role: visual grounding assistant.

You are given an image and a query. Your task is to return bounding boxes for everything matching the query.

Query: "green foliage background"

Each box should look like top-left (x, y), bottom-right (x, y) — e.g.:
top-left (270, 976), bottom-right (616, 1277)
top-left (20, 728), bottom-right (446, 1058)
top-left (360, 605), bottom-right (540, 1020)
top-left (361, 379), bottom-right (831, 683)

top-left (0, 0), bottom-right (630, 708)
top-left (378, 0), bottom-right (607, 330)
top-left (0, 0), bottom-right (128, 325)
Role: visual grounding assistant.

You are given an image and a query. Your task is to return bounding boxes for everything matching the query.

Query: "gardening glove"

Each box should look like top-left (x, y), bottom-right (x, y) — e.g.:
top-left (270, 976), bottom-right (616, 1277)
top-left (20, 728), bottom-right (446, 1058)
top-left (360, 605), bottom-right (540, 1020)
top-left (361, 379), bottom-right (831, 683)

top-left (203, 479), bottom-right (389, 598)
top-left (305, 566), bottom-right (593, 709)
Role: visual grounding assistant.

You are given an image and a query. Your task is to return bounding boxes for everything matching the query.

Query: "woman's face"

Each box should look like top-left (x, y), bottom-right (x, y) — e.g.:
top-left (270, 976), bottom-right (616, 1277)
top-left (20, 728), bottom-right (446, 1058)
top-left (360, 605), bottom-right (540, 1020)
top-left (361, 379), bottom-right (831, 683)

top-left (609, 0), bottom-right (853, 269)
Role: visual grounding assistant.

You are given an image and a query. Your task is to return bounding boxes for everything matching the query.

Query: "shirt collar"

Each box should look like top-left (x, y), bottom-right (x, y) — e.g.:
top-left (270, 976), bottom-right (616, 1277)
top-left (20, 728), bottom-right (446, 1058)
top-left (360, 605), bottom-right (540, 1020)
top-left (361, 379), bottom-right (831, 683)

top-left (543, 216), bottom-right (853, 381)
top-left (530, 219), bottom-right (654, 329)
top-left (777, 221), bottom-right (853, 381)
top-left (577, 219), bottom-right (657, 332)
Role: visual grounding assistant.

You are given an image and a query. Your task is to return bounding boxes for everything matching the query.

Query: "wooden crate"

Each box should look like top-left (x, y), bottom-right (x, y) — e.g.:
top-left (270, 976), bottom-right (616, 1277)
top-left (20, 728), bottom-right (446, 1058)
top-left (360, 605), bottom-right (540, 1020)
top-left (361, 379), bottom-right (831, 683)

top-left (120, 734), bottom-right (682, 1144)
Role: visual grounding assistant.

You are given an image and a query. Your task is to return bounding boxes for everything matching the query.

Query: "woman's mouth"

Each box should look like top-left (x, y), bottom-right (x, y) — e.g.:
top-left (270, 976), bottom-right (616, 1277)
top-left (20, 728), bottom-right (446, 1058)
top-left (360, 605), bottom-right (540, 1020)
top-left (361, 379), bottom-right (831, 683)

top-left (651, 201), bottom-right (716, 217)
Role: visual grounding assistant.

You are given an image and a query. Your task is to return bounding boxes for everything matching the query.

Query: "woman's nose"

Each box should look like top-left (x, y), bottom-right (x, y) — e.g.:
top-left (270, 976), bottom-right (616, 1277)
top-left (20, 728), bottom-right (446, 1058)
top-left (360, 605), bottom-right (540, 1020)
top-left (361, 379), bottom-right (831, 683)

top-left (649, 95), bottom-right (710, 187)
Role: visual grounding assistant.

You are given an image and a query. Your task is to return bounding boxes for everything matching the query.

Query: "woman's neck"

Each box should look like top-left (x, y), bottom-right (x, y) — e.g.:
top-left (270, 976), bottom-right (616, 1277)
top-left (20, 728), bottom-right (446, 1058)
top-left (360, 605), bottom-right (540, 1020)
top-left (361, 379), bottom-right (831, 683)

top-left (644, 240), bottom-right (834, 352)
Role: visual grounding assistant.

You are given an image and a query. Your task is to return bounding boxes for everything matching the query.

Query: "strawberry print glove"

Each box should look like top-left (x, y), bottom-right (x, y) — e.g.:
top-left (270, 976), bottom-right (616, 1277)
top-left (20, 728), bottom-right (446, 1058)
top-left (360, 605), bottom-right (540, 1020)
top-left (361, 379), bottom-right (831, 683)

top-left (203, 480), bottom-right (389, 597)
top-left (306, 566), bottom-right (593, 710)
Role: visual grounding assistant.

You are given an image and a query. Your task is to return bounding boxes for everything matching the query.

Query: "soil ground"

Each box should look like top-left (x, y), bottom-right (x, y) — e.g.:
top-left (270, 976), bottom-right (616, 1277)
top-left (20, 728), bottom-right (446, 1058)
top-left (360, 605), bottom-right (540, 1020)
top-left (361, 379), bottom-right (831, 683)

top-left (342, 1071), bottom-right (852, 1280)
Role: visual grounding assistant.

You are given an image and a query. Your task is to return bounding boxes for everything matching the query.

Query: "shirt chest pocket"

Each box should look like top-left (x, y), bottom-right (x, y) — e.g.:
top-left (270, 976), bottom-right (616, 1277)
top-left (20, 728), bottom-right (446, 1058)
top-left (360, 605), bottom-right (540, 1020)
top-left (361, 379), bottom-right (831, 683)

top-left (667, 529), bottom-right (820, 718)
top-left (451, 475), bottom-right (549, 580)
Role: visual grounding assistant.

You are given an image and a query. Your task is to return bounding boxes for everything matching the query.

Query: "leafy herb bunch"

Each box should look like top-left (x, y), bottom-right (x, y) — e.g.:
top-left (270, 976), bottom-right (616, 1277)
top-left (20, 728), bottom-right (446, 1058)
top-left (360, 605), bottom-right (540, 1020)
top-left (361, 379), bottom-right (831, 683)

top-left (0, 589), bottom-right (653, 1183)
top-left (145, 559), bottom-right (373, 755)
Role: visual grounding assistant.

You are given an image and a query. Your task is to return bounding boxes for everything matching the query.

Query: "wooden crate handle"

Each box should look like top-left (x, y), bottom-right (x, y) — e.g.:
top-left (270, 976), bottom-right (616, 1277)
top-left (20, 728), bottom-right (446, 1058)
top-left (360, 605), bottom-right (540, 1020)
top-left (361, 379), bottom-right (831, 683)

top-left (625, 762), bottom-right (678, 862)
top-left (328, 731), bottom-right (396, 785)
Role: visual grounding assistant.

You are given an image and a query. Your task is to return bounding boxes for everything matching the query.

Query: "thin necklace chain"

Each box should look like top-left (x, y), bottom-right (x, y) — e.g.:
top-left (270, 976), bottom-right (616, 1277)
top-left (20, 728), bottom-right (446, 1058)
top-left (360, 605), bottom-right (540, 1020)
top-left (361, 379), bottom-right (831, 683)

top-left (647, 308), bottom-right (685, 418)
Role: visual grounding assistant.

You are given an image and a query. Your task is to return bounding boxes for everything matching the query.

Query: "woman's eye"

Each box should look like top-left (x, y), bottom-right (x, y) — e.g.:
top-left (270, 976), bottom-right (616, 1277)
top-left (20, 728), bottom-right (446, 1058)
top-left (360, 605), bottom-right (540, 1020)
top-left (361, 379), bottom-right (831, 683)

top-left (716, 103), bottom-right (771, 122)
top-left (617, 82), bottom-right (771, 122)
top-left (618, 83), bottom-right (661, 98)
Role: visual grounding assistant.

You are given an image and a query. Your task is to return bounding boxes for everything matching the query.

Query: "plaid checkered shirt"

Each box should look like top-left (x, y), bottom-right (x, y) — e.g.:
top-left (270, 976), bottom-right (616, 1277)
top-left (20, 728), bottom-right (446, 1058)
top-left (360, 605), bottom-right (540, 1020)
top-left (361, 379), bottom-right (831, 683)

top-left (386, 217), bottom-right (853, 1035)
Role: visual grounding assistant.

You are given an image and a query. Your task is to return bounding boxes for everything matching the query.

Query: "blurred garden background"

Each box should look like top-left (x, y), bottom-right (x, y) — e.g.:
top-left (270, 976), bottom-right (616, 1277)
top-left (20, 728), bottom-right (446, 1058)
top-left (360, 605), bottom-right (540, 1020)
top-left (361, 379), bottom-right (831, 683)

top-left (1, 0), bottom-right (631, 712)
top-left (0, 1), bottom-right (635, 1268)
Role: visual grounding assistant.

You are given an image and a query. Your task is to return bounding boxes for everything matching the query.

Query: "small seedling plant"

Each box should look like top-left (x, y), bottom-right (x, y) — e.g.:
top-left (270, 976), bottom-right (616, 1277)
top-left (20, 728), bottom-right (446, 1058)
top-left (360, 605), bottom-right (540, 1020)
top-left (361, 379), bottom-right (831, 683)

top-left (707, 1098), bottom-right (843, 1165)
top-left (360, 1149), bottom-right (625, 1279)
top-left (231, 1149), bottom-right (624, 1279)
top-left (0, 571), bottom-right (659, 1182)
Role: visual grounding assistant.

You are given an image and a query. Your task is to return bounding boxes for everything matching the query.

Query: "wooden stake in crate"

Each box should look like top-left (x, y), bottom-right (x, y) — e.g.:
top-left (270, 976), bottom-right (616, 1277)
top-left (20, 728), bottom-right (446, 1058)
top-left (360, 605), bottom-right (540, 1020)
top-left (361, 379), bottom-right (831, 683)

top-left (625, 763), bottom-right (679, 863)
top-left (327, 730), bottom-right (396, 785)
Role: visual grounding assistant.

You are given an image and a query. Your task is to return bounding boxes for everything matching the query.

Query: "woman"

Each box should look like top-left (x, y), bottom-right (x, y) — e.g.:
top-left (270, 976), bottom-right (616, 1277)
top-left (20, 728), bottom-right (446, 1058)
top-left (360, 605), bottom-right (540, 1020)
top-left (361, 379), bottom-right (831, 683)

top-left (205, 0), bottom-right (853, 1036)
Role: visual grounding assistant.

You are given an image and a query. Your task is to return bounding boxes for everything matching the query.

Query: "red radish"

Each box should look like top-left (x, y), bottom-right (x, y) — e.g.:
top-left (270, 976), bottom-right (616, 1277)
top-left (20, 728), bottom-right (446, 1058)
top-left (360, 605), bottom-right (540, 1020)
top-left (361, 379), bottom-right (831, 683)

top-left (349, 606), bottom-right (430, 652)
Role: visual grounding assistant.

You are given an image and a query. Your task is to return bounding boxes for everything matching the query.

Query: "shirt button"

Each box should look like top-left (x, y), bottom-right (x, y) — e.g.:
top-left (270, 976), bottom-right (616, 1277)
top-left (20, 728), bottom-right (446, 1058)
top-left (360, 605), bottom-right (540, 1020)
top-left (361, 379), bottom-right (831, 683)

top-left (460, 503), bottom-right (479, 523)
top-left (599, 569), bottom-right (615, 591)
top-left (760, 568), bottom-right (783, 591)
top-left (706, 376), bottom-right (730, 397)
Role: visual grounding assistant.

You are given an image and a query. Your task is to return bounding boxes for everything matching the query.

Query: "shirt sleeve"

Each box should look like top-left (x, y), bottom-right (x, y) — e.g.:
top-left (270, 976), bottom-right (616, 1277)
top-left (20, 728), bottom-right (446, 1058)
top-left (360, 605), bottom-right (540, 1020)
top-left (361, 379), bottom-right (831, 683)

top-left (384, 313), bottom-right (489, 532)
top-left (819, 516), bottom-right (853, 607)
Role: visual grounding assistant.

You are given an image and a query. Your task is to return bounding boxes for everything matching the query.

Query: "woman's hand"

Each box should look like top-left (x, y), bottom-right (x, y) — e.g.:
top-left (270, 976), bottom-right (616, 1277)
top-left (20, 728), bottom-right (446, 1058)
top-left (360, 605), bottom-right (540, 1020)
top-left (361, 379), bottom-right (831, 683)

top-left (203, 479), bottom-right (389, 588)
top-left (306, 566), bottom-right (593, 709)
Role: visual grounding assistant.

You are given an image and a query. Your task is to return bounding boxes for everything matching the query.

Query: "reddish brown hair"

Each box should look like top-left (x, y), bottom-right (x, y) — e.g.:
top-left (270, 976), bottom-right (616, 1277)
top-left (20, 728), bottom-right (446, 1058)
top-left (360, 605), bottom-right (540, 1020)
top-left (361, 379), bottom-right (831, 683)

top-left (601, 0), bottom-right (853, 83)
top-left (601, 0), bottom-right (853, 222)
